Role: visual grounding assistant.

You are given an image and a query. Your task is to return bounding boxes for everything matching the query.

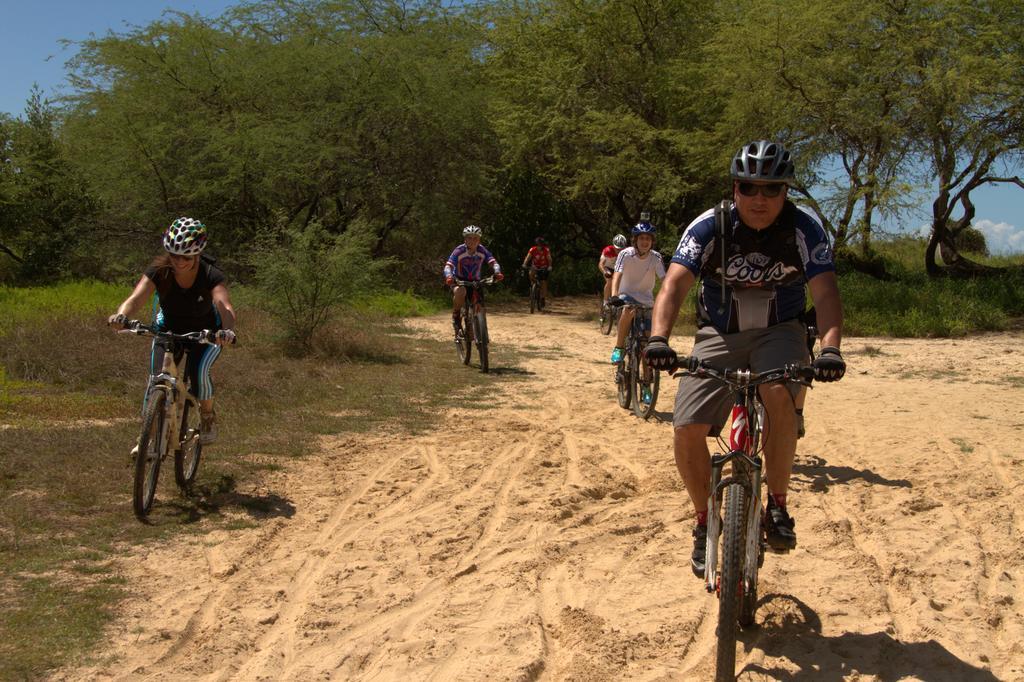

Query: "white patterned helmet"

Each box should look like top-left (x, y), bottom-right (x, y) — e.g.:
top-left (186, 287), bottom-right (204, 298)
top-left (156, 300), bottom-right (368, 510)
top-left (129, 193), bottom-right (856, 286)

top-left (612, 234), bottom-right (628, 249)
top-left (462, 224), bottom-right (483, 237)
top-left (163, 217), bottom-right (208, 256)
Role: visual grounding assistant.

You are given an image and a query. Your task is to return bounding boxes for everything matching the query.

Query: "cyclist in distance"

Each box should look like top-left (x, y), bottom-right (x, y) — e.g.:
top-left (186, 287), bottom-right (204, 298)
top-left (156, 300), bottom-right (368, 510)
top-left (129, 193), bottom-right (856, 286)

top-left (643, 140), bottom-right (846, 578)
top-left (444, 225), bottom-right (504, 331)
top-left (521, 236), bottom-right (553, 307)
top-left (610, 215), bottom-right (666, 365)
top-left (599, 234), bottom-right (628, 303)
top-left (108, 217), bottom-right (237, 445)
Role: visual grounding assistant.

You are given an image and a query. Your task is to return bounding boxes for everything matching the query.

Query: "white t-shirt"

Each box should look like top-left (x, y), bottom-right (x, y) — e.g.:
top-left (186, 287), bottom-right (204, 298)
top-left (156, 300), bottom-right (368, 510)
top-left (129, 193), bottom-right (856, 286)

top-left (614, 247), bottom-right (666, 306)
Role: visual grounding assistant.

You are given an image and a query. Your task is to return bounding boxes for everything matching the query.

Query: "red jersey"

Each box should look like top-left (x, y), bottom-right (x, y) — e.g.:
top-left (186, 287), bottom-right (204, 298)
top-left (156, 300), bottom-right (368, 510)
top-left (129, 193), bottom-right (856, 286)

top-left (526, 245), bottom-right (552, 269)
top-left (601, 245), bottom-right (620, 260)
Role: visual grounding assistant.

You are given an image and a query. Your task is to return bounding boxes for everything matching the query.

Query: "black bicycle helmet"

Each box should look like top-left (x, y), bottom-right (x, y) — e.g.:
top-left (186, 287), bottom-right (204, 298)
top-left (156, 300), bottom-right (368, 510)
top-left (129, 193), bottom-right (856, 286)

top-left (730, 140), bottom-right (795, 182)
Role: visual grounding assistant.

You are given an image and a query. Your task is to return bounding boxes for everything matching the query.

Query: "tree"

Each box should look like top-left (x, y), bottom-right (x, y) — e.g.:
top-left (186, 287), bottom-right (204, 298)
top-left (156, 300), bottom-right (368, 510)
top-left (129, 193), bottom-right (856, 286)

top-left (907, 0), bottom-right (1024, 275)
top-left (486, 0), bottom-right (719, 244)
top-left (706, 0), bottom-right (921, 256)
top-left (0, 89), bottom-right (94, 282)
top-left (63, 1), bottom-right (497, 276)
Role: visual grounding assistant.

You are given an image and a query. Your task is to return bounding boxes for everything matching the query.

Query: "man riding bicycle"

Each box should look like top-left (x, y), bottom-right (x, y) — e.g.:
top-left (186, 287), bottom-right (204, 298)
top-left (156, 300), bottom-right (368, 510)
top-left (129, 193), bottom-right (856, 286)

top-left (643, 141), bottom-right (846, 578)
top-left (599, 234), bottom-right (628, 303)
top-left (610, 216), bottom-right (666, 378)
top-left (108, 217), bottom-right (237, 446)
top-left (445, 225), bottom-right (504, 331)
top-left (522, 236), bottom-right (553, 307)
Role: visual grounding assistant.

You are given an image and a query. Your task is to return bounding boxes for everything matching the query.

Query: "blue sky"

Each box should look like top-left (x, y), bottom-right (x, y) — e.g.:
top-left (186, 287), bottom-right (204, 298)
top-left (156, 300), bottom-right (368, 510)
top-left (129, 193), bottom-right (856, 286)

top-left (2, 1), bottom-right (1022, 253)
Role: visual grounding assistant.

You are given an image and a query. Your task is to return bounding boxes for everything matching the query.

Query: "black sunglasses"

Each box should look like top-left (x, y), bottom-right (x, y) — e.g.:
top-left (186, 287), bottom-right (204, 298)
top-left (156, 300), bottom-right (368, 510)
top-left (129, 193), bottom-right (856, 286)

top-left (737, 182), bottom-right (786, 198)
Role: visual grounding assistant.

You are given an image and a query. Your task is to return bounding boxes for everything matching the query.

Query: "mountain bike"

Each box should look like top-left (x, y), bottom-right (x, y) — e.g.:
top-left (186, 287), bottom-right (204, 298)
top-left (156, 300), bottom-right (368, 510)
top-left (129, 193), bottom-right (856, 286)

top-left (528, 267), bottom-right (549, 314)
top-left (453, 277), bottom-right (495, 373)
top-left (609, 298), bottom-right (659, 419)
top-left (669, 357), bottom-right (814, 681)
top-left (120, 321), bottom-right (228, 518)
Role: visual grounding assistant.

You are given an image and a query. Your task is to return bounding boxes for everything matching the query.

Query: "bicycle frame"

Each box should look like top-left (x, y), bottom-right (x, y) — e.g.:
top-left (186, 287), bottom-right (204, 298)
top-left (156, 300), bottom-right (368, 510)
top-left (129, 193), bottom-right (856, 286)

top-left (455, 278), bottom-right (491, 343)
top-left (126, 324), bottom-right (216, 456)
top-left (453, 278), bottom-right (495, 372)
top-left (145, 337), bottom-right (200, 458)
top-left (612, 300), bottom-right (658, 416)
top-left (673, 362), bottom-right (812, 595)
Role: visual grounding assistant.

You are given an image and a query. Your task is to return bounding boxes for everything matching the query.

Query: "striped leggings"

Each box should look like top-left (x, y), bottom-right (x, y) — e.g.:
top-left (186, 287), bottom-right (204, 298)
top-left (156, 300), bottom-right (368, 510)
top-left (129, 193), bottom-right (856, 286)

top-left (149, 340), bottom-right (222, 401)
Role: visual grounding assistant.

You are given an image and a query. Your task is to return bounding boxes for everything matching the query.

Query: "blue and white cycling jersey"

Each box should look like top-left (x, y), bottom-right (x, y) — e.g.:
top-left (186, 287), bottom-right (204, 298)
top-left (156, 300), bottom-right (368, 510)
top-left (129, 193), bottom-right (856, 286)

top-left (445, 243), bottom-right (501, 281)
top-left (672, 200), bottom-right (835, 333)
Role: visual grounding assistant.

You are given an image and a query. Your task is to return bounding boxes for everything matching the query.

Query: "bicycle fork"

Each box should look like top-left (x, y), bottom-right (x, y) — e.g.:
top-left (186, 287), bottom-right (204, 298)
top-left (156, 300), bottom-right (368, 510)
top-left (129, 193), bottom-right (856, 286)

top-left (149, 377), bottom-right (181, 461)
top-left (704, 450), bottom-right (763, 595)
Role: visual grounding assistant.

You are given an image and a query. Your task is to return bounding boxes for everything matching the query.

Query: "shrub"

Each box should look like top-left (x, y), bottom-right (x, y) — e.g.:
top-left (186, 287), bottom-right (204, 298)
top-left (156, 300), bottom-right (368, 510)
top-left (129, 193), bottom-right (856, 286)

top-left (251, 219), bottom-right (393, 352)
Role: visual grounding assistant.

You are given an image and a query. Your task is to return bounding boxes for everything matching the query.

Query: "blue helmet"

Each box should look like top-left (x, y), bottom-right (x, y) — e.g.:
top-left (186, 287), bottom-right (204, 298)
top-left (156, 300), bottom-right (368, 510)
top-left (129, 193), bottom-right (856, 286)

top-left (632, 221), bottom-right (656, 236)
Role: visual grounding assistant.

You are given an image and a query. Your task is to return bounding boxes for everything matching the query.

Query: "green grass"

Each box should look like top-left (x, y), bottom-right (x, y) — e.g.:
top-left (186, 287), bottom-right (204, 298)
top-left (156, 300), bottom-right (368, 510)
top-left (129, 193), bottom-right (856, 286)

top-left (837, 238), bottom-right (1024, 337)
top-left (0, 286), bottom-right (508, 680)
top-left (0, 280), bottom-right (126, 333)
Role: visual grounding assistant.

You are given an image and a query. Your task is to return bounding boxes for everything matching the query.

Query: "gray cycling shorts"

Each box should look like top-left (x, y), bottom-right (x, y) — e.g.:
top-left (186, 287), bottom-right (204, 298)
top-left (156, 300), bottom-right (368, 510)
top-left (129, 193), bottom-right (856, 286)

top-left (673, 319), bottom-right (808, 432)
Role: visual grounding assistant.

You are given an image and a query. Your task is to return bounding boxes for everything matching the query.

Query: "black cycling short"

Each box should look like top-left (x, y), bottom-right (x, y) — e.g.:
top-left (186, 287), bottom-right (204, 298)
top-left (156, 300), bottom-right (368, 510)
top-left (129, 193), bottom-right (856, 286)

top-left (532, 267), bottom-right (551, 281)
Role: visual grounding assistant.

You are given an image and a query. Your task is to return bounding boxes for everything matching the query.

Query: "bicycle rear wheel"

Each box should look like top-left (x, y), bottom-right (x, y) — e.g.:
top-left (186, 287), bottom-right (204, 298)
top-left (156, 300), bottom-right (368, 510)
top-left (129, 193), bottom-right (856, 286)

top-left (174, 398), bottom-right (203, 490)
top-left (715, 482), bottom-right (748, 681)
top-left (133, 391), bottom-right (167, 519)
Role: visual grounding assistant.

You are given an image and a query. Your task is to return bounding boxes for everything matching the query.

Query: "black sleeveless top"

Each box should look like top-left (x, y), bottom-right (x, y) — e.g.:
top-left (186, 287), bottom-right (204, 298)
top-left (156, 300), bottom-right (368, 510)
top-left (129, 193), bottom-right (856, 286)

top-left (144, 261), bottom-right (226, 333)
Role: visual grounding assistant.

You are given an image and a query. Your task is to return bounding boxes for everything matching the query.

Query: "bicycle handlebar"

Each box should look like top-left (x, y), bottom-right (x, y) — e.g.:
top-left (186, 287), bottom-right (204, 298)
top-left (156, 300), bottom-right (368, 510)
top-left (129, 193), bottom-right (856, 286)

top-left (607, 296), bottom-right (651, 311)
top-left (116, 320), bottom-right (233, 345)
top-left (453, 276), bottom-right (497, 287)
top-left (670, 357), bottom-right (814, 388)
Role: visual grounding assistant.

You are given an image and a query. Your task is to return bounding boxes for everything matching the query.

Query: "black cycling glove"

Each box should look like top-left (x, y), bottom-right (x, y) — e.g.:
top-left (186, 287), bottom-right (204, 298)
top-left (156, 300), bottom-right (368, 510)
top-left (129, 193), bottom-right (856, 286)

top-left (643, 336), bottom-right (677, 370)
top-left (813, 346), bottom-right (846, 382)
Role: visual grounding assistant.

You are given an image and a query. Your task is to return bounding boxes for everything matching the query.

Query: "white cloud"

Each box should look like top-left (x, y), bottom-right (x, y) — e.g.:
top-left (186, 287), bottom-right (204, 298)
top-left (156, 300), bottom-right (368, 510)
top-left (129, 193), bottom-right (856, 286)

top-left (973, 219), bottom-right (1024, 255)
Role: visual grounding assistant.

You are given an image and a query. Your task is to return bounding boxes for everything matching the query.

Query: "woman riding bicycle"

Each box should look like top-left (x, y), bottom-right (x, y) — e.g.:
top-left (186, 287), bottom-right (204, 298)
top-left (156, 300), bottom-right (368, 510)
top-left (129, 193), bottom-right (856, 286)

top-left (609, 216), bottom-right (665, 365)
top-left (444, 225), bottom-right (504, 332)
top-left (108, 217), bottom-right (237, 445)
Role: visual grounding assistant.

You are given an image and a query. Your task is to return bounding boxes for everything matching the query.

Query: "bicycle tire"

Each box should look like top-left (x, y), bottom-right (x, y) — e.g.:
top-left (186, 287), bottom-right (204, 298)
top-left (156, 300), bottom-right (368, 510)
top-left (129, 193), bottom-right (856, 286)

top-left (133, 391), bottom-right (167, 519)
top-left (739, 516), bottom-right (762, 628)
top-left (530, 283), bottom-right (537, 314)
top-left (616, 346), bottom-right (632, 409)
top-left (174, 398), bottom-right (203, 490)
top-left (600, 302), bottom-right (614, 335)
top-left (475, 311), bottom-right (489, 373)
top-left (715, 481), bottom-right (747, 682)
top-left (632, 350), bottom-right (660, 419)
top-left (457, 311), bottom-right (472, 365)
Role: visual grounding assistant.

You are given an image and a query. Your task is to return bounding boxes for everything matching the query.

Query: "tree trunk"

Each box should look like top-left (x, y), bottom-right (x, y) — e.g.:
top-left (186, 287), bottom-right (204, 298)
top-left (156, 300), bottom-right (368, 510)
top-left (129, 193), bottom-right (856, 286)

top-left (0, 241), bottom-right (24, 263)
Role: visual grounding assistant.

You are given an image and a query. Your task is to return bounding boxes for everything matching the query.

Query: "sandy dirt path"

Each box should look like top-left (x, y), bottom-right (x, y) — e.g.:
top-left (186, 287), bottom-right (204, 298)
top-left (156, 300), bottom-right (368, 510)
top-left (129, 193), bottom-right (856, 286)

top-left (57, 297), bottom-right (1024, 681)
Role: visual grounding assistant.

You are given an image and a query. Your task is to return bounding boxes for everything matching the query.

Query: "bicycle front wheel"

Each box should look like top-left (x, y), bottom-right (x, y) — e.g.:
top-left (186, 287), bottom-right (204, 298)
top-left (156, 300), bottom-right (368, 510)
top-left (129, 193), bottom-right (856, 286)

top-left (616, 349), bottom-right (633, 409)
top-left (530, 284), bottom-right (538, 314)
top-left (599, 301), bottom-right (614, 335)
top-left (133, 391), bottom-right (167, 519)
top-left (632, 352), bottom-right (660, 419)
top-left (715, 482), bottom-right (748, 682)
top-left (457, 314), bottom-right (472, 365)
top-left (174, 398), bottom-right (203, 490)
top-left (475, 312), bottom-right (489, 373)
